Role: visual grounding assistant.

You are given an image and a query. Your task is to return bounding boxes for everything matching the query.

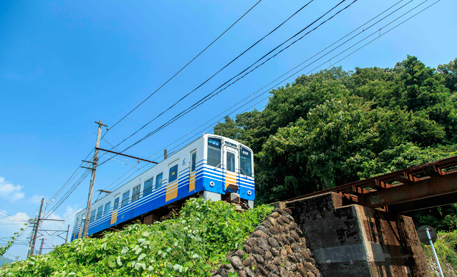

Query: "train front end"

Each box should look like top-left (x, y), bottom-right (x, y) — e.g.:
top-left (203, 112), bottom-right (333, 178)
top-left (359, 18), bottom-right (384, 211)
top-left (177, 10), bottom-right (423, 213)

top-left (201, 135), bottom-right (255, 209)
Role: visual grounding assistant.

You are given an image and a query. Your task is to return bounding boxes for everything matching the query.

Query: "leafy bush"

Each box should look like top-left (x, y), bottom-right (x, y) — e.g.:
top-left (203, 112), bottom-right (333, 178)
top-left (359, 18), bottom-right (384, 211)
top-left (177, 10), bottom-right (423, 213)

top-left (0, 199), bottom-right (272, 276)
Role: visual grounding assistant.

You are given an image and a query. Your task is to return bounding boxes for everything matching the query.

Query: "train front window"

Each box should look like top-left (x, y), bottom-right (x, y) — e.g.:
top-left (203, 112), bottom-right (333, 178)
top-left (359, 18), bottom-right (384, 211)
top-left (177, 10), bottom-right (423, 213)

top-left (227, 152), bottom-right (236, 172)
top-left (207, 138), bottom-right (221, 167)
top-left (240, 147), bottom-right (253, 177)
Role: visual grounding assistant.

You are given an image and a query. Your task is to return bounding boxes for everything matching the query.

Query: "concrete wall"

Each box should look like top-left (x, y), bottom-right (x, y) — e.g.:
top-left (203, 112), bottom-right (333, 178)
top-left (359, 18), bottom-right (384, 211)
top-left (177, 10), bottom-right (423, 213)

top-left (288, 193), bottom-right (430, 277)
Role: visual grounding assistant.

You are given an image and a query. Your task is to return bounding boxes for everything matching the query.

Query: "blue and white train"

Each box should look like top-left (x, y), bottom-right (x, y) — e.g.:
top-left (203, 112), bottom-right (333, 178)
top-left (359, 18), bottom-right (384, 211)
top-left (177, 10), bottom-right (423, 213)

top-left (71, 134), bottom-right (255, 241)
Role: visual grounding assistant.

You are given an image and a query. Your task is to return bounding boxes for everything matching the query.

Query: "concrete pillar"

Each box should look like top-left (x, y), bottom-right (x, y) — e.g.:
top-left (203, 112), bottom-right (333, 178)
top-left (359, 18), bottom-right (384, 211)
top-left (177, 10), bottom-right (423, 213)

top-left (288, 192), bottom-right (430, 276)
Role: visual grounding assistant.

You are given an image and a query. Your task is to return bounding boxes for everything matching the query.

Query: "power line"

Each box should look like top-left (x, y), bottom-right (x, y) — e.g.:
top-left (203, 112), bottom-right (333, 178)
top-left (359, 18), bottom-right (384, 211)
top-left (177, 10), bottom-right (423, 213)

top-left (93, 0), bottom-right (404, 191)
top-left (105, 0), bottom-right (317, 151)
top-left (40, 1), bottom-right (266, 220)
top-left (108, 0), bottom-right (264, 131)
top-left (100, 0), bottom-right (356, 166)
top-left (54, 0), bottom-right (438, 231)
top-left (44, 169), bottom-right (91, 218)
top-left (105, 0), bottom-right (428, 179)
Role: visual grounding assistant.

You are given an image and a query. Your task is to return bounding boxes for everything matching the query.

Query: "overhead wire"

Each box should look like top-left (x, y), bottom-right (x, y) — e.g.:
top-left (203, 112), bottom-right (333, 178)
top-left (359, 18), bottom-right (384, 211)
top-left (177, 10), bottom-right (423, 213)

top-left (105, 0), bottom-right (317, 151)
top-left (108, 0), bottom-right (264, 131)
top-left (97, 0), bottom-right (431, 196)
top-left (54, 0), bottom-right (439, 240)
top-left (40, 1), bottom-right (265, 219)
top-left (44, 169), bottom-right (91, 218)
top-left (99, 0), bottom-right (357, 166)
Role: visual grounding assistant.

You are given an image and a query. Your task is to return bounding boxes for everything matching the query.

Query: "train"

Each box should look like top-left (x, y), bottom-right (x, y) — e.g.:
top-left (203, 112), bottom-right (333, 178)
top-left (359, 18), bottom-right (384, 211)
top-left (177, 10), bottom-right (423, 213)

top-left (71, 134), bottom-right (255, 241)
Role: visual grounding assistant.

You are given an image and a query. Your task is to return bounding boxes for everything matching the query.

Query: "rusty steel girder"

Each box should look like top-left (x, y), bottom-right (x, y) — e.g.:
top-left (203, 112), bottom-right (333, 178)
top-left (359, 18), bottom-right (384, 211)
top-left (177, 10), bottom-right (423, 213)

top-left (285, 155), bottom-right (457, 213)
top-left (360, 172), bottom-right (457, 211)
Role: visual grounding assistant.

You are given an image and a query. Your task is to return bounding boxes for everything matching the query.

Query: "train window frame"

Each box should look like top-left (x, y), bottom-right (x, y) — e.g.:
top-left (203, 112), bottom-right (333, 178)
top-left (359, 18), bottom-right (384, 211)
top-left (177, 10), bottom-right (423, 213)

top-left (104, 201), bottom-right (111, 215)
top-left (191, 151), bottom-right (197, 172)
top-left (169, 164), bottom-right (178, 183)
top-left (143, 177), bottom-right (154, 196)
top-left (226, 151), bottom-right (236, 173)
top-left (96, 206), bottom-right (103, 220)
top-left (113, 197), bottom-right (119, 210)
top-left (132, 185), bottom-right (140, 202)
top-left (121, 190), bottom-right (130, 207)
top-left (90, 210), bottom-right (96, 223)
top-left (239, 147), bottom-right (253, 177)
top-left (155, 173), bottom-right (163, 189)
top-left (207, 137), bottom-right (222, 168)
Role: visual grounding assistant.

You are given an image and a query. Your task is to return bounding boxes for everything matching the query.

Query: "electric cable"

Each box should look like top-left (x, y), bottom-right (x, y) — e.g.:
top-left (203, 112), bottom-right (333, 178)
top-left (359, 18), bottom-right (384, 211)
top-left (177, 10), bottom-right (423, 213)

top-left (106, 0), bottom-right (317, 150)
top-left (108, 0), bottom-right (264, 131)
top-left (55, 0), bottom-right (438, 238)
top-left (100, 0), bottom-right (357, 165)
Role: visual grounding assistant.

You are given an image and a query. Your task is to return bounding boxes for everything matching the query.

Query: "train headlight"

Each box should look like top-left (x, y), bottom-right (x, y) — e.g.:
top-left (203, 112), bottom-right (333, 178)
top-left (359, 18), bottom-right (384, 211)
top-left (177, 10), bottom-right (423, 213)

top-left (247, 190), bottom-right (252, 196)
top-left (210, 181), bottom-right (215, 187)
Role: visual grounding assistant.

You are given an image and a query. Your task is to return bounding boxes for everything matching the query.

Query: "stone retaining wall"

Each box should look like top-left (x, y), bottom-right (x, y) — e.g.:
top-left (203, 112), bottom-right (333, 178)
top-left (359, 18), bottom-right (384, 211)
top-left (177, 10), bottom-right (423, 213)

top-left (213, 208), bottom-right (321, 277)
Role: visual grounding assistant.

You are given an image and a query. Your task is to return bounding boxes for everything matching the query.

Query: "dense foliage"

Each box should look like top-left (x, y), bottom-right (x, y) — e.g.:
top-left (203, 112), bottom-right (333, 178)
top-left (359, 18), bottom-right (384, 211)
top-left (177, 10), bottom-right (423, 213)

top-left (0, 199), bottom-right (272, 276)
top-left (215, 56), bottom-right (457, 207)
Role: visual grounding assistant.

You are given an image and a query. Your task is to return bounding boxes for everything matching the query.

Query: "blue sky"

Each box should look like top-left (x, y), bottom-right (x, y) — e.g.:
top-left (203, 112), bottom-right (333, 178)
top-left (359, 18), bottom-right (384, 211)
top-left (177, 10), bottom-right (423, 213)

top-left (1, 0), bottom-right (456, 259)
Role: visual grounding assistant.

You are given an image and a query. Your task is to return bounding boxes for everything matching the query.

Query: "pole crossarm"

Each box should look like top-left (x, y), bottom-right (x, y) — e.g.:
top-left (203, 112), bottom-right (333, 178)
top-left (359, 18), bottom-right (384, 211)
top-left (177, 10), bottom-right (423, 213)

top-left (96, 147), bottom-right (158, 164)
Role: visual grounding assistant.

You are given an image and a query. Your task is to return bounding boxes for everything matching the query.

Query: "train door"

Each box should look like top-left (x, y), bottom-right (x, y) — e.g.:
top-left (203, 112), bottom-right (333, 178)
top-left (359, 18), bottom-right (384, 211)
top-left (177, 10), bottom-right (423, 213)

top-left (189, 151), bottom-right (197, 192)
top-left (166, 161), bottom-right (179, 202)
top-left (224, 145), bottom-right (239, 191)
top-left (110, 193), bottom-right (120, 225)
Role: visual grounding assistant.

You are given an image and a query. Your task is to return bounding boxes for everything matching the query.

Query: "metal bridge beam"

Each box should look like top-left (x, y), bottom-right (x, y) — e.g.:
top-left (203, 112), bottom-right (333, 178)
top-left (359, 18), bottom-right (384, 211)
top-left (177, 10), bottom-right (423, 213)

top-left (362, 172), bottom-right (457, 210)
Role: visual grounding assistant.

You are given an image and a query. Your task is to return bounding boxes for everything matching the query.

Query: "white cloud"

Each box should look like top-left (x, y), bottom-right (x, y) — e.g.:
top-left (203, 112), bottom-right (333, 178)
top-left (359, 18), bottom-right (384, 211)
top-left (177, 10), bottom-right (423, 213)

top-left (0, 211), bottom-right (31, 260)
top-left (0, 176), bottom-right (25, 201)
top-left (30, 195), bottom-right (44, 204)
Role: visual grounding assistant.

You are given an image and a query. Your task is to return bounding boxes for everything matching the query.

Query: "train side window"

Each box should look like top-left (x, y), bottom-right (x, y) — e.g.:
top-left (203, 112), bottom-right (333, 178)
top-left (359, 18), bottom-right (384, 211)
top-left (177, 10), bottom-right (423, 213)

top-left (90, 210), bottom-right (96, 223)
top-left (191, 151), bottom-right (197, 172)
top-left (96, 206), bottom-right (103, 220)
top-left (132, 185), bottom-right (140, 202)
top-left (155, 173), bottom-right (163, 189)
top-left (104, 202), bottom-right (111, 215)
top-left (121, 191), bottom-right (130, 207)
top-left (169, 164), bottom-right (178, 183)
top-left (207, 138), bottom-right (221, 167)
top-left (113, 197), bottom-right (119, 210)
top-left (144, 177), bottom-right (153, 196)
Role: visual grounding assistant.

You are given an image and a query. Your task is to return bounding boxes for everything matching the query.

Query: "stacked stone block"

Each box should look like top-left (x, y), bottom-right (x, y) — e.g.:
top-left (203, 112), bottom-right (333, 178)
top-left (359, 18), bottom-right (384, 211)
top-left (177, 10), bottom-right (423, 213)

top-left (213, 208), bottom-right (321, 277)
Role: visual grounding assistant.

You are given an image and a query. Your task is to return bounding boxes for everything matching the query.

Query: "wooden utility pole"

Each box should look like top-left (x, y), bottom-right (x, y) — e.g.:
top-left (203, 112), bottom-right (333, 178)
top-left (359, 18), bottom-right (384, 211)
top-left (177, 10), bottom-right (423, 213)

top-left (83, 121), bottom-right (107, 238)
top-left (65, 225), bottom-right (70, 243)
top-left (39, 238), bottom-right (45, 255)
top-left (28, 198), bottom-right (44, 257)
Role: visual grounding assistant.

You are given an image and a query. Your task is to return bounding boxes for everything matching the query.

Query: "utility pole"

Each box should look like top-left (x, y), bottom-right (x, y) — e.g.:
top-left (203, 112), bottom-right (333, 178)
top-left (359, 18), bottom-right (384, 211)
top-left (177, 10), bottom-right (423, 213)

top-left (28, 198), bottom-right (44, 258)
top-left (39, 238), bottom-right (45, 255)
top-left (83, 121), bottom-right (107, 238)
top-left (65, 225), bottom-right (70, 243)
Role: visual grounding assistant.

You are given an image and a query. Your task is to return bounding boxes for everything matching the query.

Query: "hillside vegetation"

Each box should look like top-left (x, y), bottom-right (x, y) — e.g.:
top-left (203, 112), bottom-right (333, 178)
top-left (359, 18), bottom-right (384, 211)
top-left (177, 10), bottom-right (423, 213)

top-left (215, 55), bottom-right (457, 228)
top-left (214, 55), bottom-right (457, 273)
top-left (0, 199), bottom-right (272, 276)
